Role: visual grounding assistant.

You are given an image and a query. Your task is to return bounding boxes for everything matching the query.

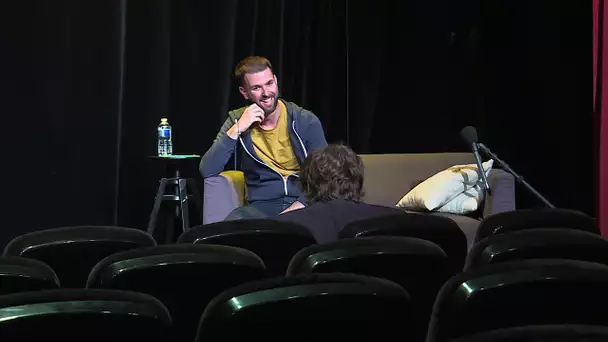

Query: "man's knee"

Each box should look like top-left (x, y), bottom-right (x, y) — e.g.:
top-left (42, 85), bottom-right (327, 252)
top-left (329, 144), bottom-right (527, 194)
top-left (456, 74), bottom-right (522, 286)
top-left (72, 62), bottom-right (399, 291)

top-left (224, 204), bottom-right (264, 221)
top-left (225, 206), bottom-right (249, 221)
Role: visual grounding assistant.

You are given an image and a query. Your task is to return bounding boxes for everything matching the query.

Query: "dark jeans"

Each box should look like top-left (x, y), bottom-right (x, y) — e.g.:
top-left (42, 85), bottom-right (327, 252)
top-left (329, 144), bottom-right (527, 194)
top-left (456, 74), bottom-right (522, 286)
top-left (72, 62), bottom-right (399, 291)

top-left (225, 196), bottom-right (298, 221)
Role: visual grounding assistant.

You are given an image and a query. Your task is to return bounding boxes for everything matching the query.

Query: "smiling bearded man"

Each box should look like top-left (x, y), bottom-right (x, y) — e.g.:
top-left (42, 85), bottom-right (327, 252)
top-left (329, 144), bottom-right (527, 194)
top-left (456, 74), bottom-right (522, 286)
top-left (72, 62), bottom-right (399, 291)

top-left (199, 56), bottom-right (328, 220)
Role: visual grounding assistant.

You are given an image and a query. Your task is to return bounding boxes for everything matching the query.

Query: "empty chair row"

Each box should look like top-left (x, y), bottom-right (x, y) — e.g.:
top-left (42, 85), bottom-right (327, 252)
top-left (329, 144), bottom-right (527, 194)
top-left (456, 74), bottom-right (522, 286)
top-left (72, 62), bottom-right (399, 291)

top-left (199, 259), bottom-right (608, 342)
top-left (4, 259), bottom-right (607, 342)
top-left (0, 238), bottom-right (444, 341)
top-left (91, 238), bottom-right (445, 341)
top-left (0, 274), bottom-right (410, 341)
top-left (201, 259), bottom-right (608, 341)
top-left (3, 228), bottom-right (608, 341)
top-left (1, 207), bottom-right (598, 290)
top-left (1, 216), bottom-right (463, 286)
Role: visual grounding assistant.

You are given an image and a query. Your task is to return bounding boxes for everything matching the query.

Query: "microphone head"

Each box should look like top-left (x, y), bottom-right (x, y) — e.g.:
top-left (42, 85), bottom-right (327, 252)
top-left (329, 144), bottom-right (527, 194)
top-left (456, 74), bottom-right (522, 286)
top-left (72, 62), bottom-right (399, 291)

top-left (461, 126), bottom-right (478, 144)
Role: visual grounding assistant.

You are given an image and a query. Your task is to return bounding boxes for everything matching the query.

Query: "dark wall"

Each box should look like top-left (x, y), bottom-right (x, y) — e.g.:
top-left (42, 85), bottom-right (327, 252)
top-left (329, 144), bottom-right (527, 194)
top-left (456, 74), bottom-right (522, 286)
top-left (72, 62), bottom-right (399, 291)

top-left (0, 0), bottom-right (592, 247)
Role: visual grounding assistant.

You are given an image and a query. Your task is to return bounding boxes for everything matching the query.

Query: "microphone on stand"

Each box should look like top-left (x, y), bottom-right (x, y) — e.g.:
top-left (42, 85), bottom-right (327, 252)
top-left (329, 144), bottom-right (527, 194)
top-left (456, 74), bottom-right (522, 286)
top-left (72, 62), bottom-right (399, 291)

top-left (476, 141), bottom-right (556, 209)
top-left (460, 126), bottom-right (492, 196)
top-left (459, 126), bottom-right (556, 208)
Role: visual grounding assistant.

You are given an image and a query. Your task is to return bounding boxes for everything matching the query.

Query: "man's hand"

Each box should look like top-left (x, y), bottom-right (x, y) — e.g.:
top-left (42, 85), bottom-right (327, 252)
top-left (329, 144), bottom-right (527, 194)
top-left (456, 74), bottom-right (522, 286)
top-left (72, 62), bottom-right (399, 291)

top-left (227, 104), bottom-right (265, 139)
top-left (280, 200), bottom-right (305, 214)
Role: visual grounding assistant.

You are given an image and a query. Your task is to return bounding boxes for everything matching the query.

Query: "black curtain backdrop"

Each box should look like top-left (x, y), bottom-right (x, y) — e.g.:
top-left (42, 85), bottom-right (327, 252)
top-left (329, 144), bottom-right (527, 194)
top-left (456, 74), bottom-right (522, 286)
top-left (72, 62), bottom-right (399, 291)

top-left (0, 0), bottom-right (591, 247)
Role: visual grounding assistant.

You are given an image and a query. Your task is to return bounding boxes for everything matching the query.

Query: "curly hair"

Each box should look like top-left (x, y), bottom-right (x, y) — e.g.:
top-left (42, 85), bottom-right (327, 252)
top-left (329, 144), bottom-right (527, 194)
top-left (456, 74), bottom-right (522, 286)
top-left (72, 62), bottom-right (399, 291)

top-left (299, 144), bottom-right (364, 203)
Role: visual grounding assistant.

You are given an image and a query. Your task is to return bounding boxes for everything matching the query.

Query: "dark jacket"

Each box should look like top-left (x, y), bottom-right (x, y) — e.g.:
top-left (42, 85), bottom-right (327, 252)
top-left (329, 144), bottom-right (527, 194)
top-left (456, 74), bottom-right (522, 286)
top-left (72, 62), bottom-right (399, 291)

top-left (199, 100), bottom-right (327, 205)
top-left (275, 199), bottom-right (409, 243)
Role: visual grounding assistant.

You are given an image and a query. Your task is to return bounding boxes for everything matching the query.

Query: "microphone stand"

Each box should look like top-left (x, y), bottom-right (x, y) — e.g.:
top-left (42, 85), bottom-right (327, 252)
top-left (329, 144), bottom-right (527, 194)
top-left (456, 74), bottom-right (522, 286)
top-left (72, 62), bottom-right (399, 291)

top-left (477, 143), bottom-right (556, 209)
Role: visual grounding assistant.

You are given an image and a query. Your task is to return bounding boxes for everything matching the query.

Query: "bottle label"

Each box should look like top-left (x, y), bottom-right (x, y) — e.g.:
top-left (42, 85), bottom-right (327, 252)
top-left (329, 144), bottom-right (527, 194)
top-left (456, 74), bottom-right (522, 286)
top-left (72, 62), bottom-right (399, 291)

top-left (158, 128), bottom-right (171, 138)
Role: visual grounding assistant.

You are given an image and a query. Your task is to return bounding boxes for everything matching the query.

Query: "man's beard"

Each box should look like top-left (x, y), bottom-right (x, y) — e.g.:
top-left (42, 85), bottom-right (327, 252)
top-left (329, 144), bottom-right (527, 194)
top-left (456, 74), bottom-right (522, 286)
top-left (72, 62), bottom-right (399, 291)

top-left (256, 90), bottom-right (280, 116)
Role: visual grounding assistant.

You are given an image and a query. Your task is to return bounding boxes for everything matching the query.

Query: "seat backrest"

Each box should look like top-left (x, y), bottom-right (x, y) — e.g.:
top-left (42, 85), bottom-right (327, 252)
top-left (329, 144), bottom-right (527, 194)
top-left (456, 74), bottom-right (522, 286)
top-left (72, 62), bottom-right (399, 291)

top-left (340, 213), bottom-right (467, 273)
top-left (197, 273), bottom-right (411, 341)
top-left (178, 219), bottom-right (316, 276)
top-left (465, 228), bottom-right (608, 271)
top-left (0, 256), bottom-right (59, 294)
top-left (475, 208), bottom-right (598, 243)
top-left (359, 153), bottom-right (476, 207)
top-left (427, 259), bottom-right (608, 342)
top-left (0, 288), bottom-right (172, 341)
top-left (287, 236), bottom-right (450, 341)
top-left (87, 244), bottom-right (267, 342)
top-left (3, 226), bottom-right (157, 288)
top-left (449, 325), bottom-right (608, 342)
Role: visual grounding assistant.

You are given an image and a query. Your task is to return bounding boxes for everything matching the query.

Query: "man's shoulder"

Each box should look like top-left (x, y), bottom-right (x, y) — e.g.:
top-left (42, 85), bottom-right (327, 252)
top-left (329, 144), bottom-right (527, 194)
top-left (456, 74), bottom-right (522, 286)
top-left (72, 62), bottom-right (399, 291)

top-left (282, 100), bottom-right (319, 123)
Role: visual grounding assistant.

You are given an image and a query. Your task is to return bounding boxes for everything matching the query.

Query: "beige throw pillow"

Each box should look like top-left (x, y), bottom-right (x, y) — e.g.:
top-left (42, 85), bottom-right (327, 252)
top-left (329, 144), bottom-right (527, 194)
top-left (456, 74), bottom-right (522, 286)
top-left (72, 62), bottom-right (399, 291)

top-left (396, 160), bottom-right (493, 212)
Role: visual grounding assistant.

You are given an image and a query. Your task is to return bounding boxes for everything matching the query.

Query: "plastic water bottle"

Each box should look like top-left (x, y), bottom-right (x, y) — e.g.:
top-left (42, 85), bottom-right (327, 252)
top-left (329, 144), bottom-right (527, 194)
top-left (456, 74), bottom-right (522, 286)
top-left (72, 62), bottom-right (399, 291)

top-left (157, 118), bottom-right (173, 156)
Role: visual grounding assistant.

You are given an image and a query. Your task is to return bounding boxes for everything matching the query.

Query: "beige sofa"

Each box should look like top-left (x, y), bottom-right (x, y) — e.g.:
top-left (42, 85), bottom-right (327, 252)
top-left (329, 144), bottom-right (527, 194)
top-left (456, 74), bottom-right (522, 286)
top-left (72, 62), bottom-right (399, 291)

top-left (202, 153), bottom-right (516, 247)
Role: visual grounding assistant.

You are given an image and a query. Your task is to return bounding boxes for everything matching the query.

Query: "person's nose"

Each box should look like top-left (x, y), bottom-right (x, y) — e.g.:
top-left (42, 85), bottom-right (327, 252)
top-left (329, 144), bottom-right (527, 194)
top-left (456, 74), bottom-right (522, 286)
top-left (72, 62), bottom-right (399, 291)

top-left (261, 87), bottom-right (268, 97)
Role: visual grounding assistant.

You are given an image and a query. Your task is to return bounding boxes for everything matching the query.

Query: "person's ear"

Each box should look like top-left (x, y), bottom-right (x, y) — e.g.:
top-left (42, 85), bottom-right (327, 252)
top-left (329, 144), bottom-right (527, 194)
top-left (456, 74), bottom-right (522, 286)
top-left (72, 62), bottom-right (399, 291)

top-left (239, 86), bottom-right (249, 100)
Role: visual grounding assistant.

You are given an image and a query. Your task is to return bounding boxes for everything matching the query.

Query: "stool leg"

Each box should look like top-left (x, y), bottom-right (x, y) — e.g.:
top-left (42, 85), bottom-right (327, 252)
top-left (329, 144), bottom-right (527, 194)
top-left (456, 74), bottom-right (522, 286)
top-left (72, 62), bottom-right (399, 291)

top-left (187, 179), bottom-right (203, 226)
top-left (148, 178), bottom-right (168, 236)
top-left (179, 178), bottom-right (190, 233)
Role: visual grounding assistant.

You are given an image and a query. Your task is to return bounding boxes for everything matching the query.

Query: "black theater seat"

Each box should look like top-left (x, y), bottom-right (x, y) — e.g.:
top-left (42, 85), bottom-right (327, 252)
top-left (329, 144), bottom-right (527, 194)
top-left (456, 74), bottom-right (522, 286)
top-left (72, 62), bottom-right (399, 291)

top-left (178, 219), bottom-right (316, 276)
top-left (340, 213), bottom-right (467, 274)
top-left (474, 208), bottom-right (598, 243)
top-left (0, 256), bottom-right (60, 294)
top-left (3, 226), bottom-right (156, 287)
top-left (287, 236), bottom-right (450, 341)
top-left (427, 259), bottom-right (608, 342)
top-left (465, 228), bottom-right (608, 271)
top-left (87, 244), bottom-right (267, 342)
top-left (197, 273), bottom-right (413, 341)
top-left (0, 288), bottom-right (172, 341)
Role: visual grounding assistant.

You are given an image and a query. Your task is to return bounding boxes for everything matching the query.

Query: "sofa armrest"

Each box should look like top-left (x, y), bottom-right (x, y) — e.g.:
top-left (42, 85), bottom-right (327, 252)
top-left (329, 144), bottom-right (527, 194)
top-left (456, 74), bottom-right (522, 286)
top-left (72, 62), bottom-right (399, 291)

top-left (482, 168), bottom-right (515, 218)
top-left (203, 171), bottom-right (246, 224)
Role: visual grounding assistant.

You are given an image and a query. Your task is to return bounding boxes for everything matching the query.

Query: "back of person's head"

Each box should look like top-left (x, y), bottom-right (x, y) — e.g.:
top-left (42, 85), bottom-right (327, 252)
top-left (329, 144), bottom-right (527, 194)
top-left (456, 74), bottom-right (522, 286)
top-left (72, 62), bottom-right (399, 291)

top-left (300, 144), bottom-right (364, 203)
top-left (234, 56), bottom-right (274, 86)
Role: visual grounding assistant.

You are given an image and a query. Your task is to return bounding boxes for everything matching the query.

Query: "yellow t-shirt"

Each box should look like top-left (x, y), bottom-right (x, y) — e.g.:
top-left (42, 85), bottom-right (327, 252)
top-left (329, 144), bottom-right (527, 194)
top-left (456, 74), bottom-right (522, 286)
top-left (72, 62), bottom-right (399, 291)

top-left (250, 101), bottom-right (300, 178)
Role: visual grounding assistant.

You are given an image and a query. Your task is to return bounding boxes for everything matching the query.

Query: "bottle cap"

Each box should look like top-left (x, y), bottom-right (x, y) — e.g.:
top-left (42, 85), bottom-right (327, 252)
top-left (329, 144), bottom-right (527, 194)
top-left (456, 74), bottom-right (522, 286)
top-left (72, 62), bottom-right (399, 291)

top-left (161, 118), bottom-right (168, 122)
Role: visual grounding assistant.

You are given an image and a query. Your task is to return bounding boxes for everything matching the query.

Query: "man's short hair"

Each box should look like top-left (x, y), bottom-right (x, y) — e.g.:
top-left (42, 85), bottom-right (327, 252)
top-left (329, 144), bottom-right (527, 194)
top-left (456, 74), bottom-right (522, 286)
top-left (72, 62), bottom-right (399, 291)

top-left (234, 56), bottom-right (273, 87)
top-left (300, 144), bottom-right (364, 203)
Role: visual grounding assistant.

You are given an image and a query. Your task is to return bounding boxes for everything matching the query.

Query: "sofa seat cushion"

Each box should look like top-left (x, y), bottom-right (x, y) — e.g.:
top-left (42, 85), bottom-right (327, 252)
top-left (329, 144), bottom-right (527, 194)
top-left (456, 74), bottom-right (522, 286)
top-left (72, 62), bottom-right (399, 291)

top-left (430, 212), bottom-right (481, 250)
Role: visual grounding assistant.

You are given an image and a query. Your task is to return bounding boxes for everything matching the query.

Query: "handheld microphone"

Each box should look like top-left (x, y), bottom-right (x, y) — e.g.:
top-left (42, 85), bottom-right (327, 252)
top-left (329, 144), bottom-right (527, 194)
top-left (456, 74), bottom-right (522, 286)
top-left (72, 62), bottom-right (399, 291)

top-left (460, 126), bottom-right (491, 195)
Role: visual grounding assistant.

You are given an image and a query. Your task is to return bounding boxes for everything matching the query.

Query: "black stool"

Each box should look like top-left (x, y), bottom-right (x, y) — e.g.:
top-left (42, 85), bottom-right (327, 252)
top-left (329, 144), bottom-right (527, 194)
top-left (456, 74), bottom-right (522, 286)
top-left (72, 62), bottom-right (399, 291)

top-left (147, 155), bottom-right (203, 244)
